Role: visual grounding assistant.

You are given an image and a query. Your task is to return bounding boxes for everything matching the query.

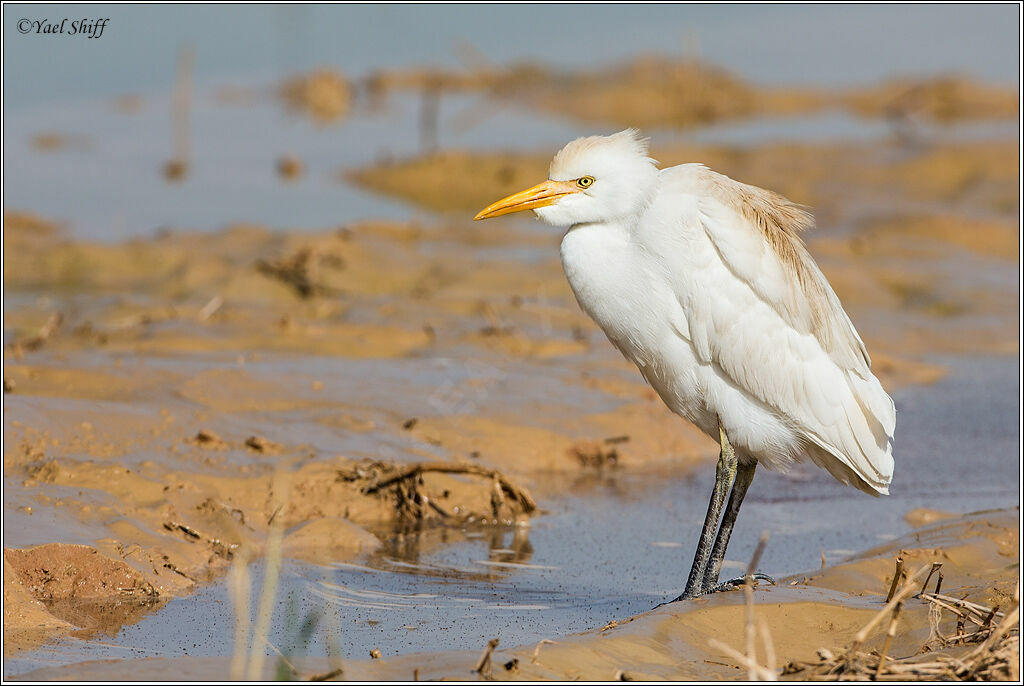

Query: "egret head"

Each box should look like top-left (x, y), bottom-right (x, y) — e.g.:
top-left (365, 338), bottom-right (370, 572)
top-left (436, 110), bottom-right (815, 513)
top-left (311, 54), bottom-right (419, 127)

top-left (474, 129), bottom-right (659, 226)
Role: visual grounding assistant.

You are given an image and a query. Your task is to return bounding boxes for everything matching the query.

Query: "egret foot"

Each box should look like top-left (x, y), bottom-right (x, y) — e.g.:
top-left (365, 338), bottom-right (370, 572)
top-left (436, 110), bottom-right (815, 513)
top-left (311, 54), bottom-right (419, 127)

top-left (705, 572), bottom-right (776, 594)
top-left (665, 573), bottom-right (775, 603)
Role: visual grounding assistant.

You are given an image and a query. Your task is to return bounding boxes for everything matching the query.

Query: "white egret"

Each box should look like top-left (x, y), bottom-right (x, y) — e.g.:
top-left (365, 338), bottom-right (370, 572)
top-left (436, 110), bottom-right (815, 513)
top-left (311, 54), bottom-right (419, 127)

top-left (474, 129), bottom-right (895, 599)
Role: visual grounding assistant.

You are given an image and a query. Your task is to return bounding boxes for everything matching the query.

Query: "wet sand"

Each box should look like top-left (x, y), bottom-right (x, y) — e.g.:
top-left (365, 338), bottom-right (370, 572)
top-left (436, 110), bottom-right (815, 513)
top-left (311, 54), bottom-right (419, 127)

top-left (3, 61), bottom-right (1019, 679)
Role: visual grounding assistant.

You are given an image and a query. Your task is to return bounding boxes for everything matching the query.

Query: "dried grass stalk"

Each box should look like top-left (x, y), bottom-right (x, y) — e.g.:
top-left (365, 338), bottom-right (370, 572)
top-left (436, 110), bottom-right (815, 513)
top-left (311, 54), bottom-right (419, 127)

top-left (783, 574), bottom-right (1020, 681)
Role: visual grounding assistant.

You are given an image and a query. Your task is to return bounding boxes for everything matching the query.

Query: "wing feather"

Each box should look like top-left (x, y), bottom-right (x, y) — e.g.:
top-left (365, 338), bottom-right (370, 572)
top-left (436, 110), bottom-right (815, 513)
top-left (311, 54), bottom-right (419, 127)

top-left (661, 164), bottom-right (895, 493)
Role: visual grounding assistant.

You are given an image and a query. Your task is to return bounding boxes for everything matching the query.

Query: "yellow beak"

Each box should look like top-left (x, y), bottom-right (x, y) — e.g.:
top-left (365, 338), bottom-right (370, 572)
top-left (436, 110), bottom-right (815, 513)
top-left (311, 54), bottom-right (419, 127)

top-left (473, 179), bottom-right (581, 220)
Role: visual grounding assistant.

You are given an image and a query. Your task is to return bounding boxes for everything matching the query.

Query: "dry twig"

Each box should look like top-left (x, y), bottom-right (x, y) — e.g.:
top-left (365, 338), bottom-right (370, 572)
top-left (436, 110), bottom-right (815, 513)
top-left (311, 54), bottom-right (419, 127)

top-left (849, 563), bottom-right (932, 656)
top-left (783, 573), bottom-right (1019, 681)
top-left (362, 461), bottom-right (536, 511)
top-left (708, 638), bottom-right (777, 681)
top-left (473, 638), bottom-right (499, 679)
top-left (710, 531), bottom-right (777, 680)
top-left (886, 555), bottom-right (905, 602)
top-left (530, 639), bottom-right (557, 665)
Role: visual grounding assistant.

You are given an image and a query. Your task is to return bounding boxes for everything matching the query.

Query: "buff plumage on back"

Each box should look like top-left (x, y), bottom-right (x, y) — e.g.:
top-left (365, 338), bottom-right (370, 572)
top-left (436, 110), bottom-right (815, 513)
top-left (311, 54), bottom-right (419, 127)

top-left (666, 164), bottom-right (895, 494)
top-left (698, 168), bottom-right (868, 372)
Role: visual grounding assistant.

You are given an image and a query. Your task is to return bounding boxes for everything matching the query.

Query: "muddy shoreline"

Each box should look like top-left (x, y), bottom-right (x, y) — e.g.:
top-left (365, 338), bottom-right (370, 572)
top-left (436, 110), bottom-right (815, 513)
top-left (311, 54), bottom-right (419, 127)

top-left (8, 507), bottom-right (1019, 680)
top-left (3, 205), bottom-right (1018, 675)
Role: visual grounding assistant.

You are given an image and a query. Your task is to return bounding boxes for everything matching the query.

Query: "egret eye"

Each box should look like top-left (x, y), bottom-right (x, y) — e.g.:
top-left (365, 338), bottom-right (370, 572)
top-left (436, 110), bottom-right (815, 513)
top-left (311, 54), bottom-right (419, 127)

top-left (577, 176), bottom-right (595, 189)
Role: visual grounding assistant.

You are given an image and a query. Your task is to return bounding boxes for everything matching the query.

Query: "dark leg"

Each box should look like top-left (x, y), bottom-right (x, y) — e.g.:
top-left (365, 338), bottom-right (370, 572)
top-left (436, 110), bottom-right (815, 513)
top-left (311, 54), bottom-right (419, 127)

top-left (700, 459), bottom-right (757, 591)
top-left (675, 423), bottom-right (737, 601)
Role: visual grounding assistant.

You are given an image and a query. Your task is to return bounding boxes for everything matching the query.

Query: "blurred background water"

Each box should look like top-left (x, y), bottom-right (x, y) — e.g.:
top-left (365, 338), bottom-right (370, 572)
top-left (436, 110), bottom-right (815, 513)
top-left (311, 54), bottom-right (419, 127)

top-left (3, 4), bottom-right (1020, 240)
top-left (4, 4), bottom-right (1020, 106)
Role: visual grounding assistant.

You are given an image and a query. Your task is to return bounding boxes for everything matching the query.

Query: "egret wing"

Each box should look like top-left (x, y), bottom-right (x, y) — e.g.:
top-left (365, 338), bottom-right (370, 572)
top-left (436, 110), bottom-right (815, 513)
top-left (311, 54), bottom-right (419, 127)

top-left (660, 165), bottom-right (895, 493)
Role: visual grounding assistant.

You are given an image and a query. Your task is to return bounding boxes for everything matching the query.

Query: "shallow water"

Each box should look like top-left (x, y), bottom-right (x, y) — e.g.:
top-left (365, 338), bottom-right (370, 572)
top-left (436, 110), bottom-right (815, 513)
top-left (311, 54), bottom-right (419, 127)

top-left (4, 354), bottom-right (1017, 677)
top-left (3, 78), bottom-right (1017, 243)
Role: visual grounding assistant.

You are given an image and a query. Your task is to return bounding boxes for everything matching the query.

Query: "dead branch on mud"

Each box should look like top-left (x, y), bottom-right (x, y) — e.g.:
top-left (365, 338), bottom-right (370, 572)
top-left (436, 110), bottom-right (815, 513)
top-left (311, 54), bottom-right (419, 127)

top-left (339, 459), bottom-right (536, 532)
top-left (783, 563), bottom-right (1020, 681)
top-left (361, 461), bottom-right (535, 511)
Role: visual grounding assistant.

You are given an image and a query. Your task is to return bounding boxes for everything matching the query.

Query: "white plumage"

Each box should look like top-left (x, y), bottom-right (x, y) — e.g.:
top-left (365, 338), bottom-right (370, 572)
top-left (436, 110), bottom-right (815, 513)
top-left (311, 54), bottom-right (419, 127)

top-left (475, 128), bottom-right (895, 597)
